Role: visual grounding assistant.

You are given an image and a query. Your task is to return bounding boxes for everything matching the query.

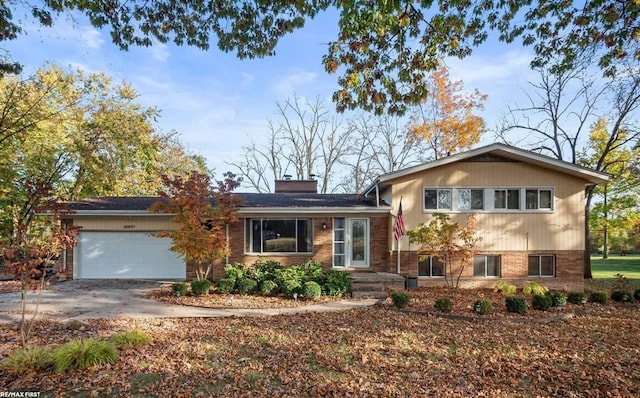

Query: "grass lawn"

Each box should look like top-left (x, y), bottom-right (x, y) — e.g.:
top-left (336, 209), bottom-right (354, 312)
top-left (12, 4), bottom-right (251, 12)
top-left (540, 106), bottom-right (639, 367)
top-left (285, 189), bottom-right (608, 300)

top-left (588, 255), bottom-right (640, 291)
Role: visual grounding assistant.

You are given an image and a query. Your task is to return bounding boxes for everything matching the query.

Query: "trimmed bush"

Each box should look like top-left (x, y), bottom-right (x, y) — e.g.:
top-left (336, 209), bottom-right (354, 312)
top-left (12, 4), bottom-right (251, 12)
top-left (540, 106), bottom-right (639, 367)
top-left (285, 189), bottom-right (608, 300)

top-left (251, 260), bottom-right (283, 284)
top-left (300, 260), bottom-right (325, 284)
top-left (171, 282), bottom-right (187, 297)
top-left (1, 346), bottom-right (53, 374)
top-left (216, 278), bottom-right (236, 294)
top-left (506, 296), bottom-right (527, 314)
top-left (611, 290), bottom-right (633, 303)
top-left (634, 289), bottom-right (640, 301)
top-left (473, 299), bottom-right (494, 315)
top-left (550, 292), bottom-right (567, 308)
top-left (493, 281), bottom-right (517, 295)
top-left (590, 291), bottom-right (608, 304)
top-left (110, 330), bottom-right (153, 349)
top-left (50, 338), bottom-right (118, 373)
top-left (303, 281), bottom-right (322, 300)
top-left (191, 279), bottom-right (212, 295)
top-left (275, 266), bottom-right (305, 296)
top-left (237, 278), bottom-right (258, 295)
top-left (522, 282), bottom-right (549, 295)
top-left (434, 297), bottom-right (453, 313)
top-left (323, 269), bottom-right (352, 296)
top-left (224, 263), bottom-right (246, 281)
top-left (532, 294), bottom-right (552, 311)
top-left (567, 291), bottom-right (587, 305)
top-left (260, 280), bottom-right (278, 295)
top-left (391, 291), bottom-right (410, 309)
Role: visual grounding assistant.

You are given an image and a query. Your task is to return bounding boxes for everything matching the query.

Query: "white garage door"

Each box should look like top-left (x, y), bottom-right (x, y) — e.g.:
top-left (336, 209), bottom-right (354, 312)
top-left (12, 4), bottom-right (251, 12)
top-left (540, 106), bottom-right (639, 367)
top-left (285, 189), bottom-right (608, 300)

top-left (75, 232), bottom-right (185, 279)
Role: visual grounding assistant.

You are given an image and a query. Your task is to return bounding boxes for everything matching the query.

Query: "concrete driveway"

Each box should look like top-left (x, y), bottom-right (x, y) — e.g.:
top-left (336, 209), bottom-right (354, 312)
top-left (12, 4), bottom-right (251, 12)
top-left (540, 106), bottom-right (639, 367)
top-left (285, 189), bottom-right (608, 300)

top-left (0, 280), bottom-right (376, 323)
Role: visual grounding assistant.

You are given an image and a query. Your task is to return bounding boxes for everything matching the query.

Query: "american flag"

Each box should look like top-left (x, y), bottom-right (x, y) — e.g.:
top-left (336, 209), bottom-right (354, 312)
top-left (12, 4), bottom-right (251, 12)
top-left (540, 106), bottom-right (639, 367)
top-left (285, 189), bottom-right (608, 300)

top-left (394, 199), bottom-right (405, 240)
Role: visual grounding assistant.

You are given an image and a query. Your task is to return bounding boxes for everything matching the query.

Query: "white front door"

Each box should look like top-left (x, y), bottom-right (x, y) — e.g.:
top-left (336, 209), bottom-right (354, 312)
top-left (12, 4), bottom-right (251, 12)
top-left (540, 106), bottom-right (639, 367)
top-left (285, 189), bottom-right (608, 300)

top-left (333, 218), bottom-right (369, 268)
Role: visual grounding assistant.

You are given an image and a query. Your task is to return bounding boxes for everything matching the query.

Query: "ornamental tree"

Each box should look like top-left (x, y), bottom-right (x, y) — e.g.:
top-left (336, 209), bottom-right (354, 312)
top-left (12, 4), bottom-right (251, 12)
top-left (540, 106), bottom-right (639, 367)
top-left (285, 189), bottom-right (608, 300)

top-left (407, 213), bottom-right (481, 290)
top-left (150, 171), bottom-right (242, 281)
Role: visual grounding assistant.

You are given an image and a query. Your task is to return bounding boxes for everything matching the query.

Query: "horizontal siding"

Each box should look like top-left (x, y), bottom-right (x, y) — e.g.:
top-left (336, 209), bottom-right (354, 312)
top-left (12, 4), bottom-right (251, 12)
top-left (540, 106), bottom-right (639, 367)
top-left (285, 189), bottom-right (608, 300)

top-left (392, 161), bottom-right (588, 251)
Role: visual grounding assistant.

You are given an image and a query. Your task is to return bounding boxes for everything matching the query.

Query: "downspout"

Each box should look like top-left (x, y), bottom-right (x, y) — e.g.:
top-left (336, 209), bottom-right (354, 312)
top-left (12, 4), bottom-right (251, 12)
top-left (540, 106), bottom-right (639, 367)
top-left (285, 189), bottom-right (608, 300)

top-left (225, 224), bottom-right (230, 265)
top-left (375, 181), bottom-right (380, 207)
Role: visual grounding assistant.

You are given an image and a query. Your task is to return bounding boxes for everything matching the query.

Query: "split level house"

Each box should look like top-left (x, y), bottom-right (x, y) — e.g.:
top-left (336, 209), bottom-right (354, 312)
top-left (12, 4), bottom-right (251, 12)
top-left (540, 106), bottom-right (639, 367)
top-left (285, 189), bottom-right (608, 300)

top-left (61, 143), bottom-right (610, 290)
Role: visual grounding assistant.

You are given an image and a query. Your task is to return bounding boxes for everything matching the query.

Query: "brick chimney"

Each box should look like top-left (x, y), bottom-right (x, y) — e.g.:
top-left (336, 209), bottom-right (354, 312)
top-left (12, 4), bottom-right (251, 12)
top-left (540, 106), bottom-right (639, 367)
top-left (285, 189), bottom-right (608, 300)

top-left (274, 176), bottom-right (318, 193)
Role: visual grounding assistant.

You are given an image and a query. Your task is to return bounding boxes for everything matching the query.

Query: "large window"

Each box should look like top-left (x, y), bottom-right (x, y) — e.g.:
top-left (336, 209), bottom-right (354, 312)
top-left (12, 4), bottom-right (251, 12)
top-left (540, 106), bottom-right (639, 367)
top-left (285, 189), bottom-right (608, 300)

top-left (418, 256), bottom-right (445, 277)
top-left (493, 189), bottom-right (520, 210)
top-left (526, 189), bottom-right (553, 210)
top-left (424, 189), bottom-right (452, 210)
top-left (473, 255), bottom-right (501, 277)
top-left (528, 255), bottom-right (555, 277)
top-left (245, 219), bottom-right (312, 253)
top-left (457, 189), bottom-right (484, 210)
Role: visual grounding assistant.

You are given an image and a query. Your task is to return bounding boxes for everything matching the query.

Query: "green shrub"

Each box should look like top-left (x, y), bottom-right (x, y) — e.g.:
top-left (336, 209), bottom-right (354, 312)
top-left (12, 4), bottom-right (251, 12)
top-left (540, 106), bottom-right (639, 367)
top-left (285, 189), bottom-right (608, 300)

top-left (522, 282), bottom-right (549, 295)
top-left (532, 294), bottom-right (552, 311)
top-left (1, 346), bottom-right (53, 374)
top-left (303, 281), bottom-right (322, 300)
top-left (505, 296), bottom-right (527, 314)
top-left (275, 266), bottom-right (305, 296)
top-left (550, 292), bottom-right (567, 308)
top-left (493, 281), bottom-right (517, 295)
top-left (434, 297), bottom-right (452, 313)
top-left (110, 330), bottom-right (153, 349)
top-left (567, 291), bottom-right (587, 305)
top-left (50, 338), bottom-right (118, 373)
top-left (473, 299), bottom-right (494, 315)
top-left (260, 280), bottom-right (278, 295)
top-left (391, 291), bottom-right (410, 309)
top-left (237, 278), bottom-right (258, 295)
top-left (191, 279), bottom-right (212, 295)
top-left (634, 289), bottom-right (640, 301)
top-left (171, 282), bottom-right (187, 297)
top-left (224, 263), bottom-right (246, 281)
top-left (300, 260), bottom-right (325, 284)
top-left (216, 277), bottom-right (236, 294)
top-left (252, 260), bottom-right (283, 284)
top-left (323, 269), bottom-right (352, 296)
top-left (611, 290), bottom-right (633, 303)
top-left (590, 291), bottom-right (608, 304)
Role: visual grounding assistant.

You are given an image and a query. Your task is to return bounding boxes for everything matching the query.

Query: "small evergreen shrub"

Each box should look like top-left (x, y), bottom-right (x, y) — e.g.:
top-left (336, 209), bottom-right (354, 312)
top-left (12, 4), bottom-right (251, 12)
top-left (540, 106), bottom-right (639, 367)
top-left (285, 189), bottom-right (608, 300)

top-left (634, 289), bottom-right (640, 301)
top-left (237, 278), bottom-right (258, 295)
top-left (567, 291), bottom-right (587, 305)
top-left (171, 282), bottom-right (187, 297)
top-left (323, 269), bottom-right (352, 296)
top-left (550, 292), bottom-right (567, 308)
top-left (1, 346), bottom-right (53, 374)
top-left (391, 291), bottom-right (410, 309)
top-left (259, 280), bottom-right (278, 295)
top-left (434, 297), bottom-right (453, 313)
top-left (275, 266), bottom-right (305, 296)
top-left (532, 294), bottom-right (552, 311)
top-left (473, 299), bottom-right (494, 315)
top-left (50, 338), bottom-right (118, 373)
top-left (224, 263), bottom-right (246, 281)
top-left (505, 296), bottom-right (527, 314)
top-left (191, 279), bottom-right (212, 295)
top-left (522, 282), bottom-right (549, 295)
top-left (611, 290), bottom-right (633, 303)
top-left (590, 291), bottom-right (608, 304)
top-left (110, 330), bottom-right (153, 349)
top-left (493, 281), bottom-right (517, 295)
top-left (303, 281), bottom-right (322, 300)
top-left (252, 260), bottom-right (283, 284)
top-left (216, 278), bottom-right (236, 294)
top-left (300, 260), bottom-right (325, 284)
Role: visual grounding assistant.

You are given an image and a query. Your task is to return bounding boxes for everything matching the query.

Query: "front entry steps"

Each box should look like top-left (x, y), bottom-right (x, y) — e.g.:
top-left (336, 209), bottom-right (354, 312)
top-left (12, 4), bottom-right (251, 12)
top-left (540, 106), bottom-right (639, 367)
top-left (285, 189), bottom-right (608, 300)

top-left (350, 272), bottom-right (406, 299)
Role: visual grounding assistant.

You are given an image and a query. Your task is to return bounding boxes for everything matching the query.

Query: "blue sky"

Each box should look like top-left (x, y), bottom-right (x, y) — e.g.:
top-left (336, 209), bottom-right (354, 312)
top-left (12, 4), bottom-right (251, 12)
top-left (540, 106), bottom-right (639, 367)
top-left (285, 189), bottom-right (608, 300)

top-left (7, 10), bottom-right (539, 182)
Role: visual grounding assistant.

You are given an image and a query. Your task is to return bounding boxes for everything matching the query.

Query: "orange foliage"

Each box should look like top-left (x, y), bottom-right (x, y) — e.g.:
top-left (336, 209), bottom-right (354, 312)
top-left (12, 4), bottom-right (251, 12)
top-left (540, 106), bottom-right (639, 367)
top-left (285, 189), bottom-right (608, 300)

top-left (408, 66), bottom-right (487, 159)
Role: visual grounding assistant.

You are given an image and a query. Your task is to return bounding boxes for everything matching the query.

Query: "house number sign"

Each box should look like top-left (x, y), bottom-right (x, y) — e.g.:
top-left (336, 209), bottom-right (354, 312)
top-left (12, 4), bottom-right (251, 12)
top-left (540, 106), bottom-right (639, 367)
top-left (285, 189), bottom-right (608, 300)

top-left (123, 224), bottom-right (136, 229)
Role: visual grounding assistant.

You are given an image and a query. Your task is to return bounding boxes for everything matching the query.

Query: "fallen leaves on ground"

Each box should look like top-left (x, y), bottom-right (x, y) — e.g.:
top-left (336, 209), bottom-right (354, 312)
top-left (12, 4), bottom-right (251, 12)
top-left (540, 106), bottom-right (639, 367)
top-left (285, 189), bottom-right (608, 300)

top-left (1, 288), bottom-right (639, 397)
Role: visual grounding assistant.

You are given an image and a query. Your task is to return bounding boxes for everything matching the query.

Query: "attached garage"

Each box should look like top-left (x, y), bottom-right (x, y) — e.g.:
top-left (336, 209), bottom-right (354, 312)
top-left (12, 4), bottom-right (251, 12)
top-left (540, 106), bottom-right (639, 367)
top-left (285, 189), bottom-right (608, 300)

top-left (74, 231), bottom-right (185, 279)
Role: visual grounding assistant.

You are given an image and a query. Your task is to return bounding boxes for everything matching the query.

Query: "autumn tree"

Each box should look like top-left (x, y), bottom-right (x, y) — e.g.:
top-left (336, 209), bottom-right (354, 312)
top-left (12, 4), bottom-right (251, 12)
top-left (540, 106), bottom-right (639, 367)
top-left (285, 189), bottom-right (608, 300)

top-left (407, 66), bottom-right (486, 160)
top-left (2, 1), bottom-right (636, 114)
top-left (407, 213), bottom-right (481, 290)
top-left (150, 171), bottom-right (242, 281)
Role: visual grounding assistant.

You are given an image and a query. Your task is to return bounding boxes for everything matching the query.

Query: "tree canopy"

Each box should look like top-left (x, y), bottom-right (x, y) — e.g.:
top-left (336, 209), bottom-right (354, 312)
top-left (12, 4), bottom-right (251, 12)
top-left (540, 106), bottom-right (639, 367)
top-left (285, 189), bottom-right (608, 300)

top-left (2, 1), bottom-right (638, 114)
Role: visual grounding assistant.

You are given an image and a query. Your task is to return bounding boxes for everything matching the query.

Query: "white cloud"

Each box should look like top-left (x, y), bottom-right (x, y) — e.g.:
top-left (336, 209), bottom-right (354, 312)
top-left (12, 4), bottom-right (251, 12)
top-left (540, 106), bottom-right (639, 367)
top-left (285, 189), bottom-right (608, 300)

top-left (273, 70), bottom-right (318, 96)
top-left (79, 27), bottom-right (104, 49)
top-left (447, 49), bottom-right (535, 85)
top-left (148, 42), bottom-right (170, 63)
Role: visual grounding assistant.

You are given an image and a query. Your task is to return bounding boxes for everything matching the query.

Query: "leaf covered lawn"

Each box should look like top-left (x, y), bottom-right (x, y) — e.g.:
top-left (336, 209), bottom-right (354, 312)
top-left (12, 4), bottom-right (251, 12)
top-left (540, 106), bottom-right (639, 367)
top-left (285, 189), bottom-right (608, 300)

top-left (1, 289), bottom-right (639, 397)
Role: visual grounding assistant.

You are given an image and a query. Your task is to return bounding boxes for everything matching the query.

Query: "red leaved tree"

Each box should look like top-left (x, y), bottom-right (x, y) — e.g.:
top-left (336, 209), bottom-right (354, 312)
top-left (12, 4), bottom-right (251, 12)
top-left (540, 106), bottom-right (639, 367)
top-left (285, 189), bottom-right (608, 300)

top-left (1, 178), bottom-right (79, 348)
top-left (150, 171), bottom-right (242, 280)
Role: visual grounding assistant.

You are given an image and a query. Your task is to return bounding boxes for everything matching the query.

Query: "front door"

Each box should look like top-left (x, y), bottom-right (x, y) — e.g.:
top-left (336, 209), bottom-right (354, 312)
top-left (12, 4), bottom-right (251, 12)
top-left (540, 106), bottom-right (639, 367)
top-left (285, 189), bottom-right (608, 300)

top-left (333, 218), bottom-right (369, 268)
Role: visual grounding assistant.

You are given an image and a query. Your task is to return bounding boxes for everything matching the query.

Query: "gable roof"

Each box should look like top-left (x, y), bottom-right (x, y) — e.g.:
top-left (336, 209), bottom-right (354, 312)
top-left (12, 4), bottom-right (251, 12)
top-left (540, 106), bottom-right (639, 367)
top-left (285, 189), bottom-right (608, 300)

top-left (66, 193), bottom-right (388, 216)
top-left (363, 143), bottom-right (612, 195)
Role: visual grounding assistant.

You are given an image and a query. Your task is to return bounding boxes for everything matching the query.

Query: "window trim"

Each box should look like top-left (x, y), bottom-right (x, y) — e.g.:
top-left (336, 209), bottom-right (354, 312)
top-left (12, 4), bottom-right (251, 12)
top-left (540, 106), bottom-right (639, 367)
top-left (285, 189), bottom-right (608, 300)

top-left (418, 255), bottom-right (445, 278)
top-left (244, 218), bottom-right (313, 255)
top-left (473, 255), bottom-right (501, 278)
top-left (422, 187), bottom-right (554, 213)
top-left (528, 254), bottom-right (556, 277)
top-left (424, 188), bottom-right (452, 210)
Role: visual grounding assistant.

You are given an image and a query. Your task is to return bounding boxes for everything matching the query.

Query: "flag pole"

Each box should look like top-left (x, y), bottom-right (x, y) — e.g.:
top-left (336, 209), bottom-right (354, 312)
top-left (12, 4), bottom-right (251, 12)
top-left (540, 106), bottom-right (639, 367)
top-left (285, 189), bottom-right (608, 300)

top-left (397, 235), bottom-right (401, 275)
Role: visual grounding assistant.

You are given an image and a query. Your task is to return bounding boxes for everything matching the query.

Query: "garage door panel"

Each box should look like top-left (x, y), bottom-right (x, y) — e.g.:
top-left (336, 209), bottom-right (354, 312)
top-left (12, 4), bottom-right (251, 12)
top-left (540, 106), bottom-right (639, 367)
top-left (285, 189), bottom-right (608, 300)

top-left (75, 232), bottom-right (185, 279)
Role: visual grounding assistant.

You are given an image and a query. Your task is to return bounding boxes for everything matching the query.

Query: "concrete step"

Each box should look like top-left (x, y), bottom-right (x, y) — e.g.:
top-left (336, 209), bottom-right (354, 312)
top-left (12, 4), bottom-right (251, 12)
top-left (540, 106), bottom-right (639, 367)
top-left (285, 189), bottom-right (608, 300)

top-left (351, 290), bottom-right (388, 299)
top-left (351, 283), bottom-right (386, 292)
